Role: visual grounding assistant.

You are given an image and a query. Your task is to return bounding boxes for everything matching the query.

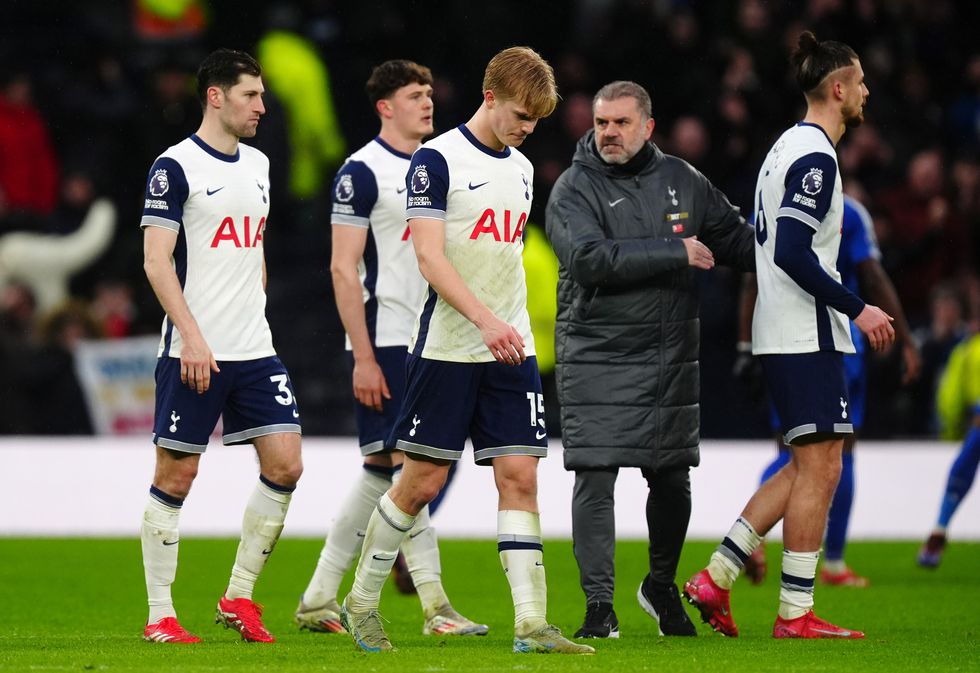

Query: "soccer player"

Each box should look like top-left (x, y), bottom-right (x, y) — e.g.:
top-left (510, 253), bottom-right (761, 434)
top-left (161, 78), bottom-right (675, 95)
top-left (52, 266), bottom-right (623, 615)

top-left (339, 46), bottom-right (593, 655)
top-left (140, 49), bottom-right (302, 644)
top-left (684, 32), bottom-right (895, 639)
top-left (294, 59), bottom-right (486, 637)
top-left (918, 333), bottom-right (980, 567)
top-left (741, 195), bottom-right (920, 587)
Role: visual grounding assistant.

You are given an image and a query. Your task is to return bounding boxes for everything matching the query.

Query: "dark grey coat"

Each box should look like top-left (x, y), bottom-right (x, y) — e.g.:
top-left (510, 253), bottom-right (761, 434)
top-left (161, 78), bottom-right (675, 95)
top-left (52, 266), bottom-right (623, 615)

top-left (546, 132), bottom-right (755, 471)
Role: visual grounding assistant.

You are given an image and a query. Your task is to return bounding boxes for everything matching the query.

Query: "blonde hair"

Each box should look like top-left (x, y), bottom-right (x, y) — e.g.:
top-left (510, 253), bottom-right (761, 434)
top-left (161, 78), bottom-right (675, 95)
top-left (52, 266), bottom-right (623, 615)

top-left (482, 46), bottom-right (558, 119)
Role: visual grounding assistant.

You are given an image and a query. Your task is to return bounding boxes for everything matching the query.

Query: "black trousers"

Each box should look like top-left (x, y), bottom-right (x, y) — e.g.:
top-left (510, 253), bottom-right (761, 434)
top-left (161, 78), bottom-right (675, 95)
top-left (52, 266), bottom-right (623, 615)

top-left (571, 466), bottom-right (692, 603)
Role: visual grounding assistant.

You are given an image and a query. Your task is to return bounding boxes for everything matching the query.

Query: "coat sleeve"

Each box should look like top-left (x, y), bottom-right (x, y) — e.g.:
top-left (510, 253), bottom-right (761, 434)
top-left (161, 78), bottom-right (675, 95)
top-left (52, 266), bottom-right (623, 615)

top-left (695, 169), bottom-right (756, 272)
top-left (545, 173), bottom-right (688, 289)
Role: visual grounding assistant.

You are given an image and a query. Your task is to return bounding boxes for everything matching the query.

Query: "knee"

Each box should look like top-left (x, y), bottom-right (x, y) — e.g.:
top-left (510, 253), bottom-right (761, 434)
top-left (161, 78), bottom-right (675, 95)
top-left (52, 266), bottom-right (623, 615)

top-left (264, 459), bottom-right (303, 490)
top-left (156, 461), bottom-right (198, 499)
top-left (497, 471), bottom-right (538, 501)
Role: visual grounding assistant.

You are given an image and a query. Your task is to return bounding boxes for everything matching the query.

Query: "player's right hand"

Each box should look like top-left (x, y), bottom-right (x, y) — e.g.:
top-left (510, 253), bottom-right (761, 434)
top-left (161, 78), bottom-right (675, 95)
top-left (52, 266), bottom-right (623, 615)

top-left (180, 335), bottom-right (220, 394)
top-left (352, 358), bottom-right (391, 412)
top-left (479, 313), bottom-right (526, 366)
top-left (854, 304), bottom-right (895, 352)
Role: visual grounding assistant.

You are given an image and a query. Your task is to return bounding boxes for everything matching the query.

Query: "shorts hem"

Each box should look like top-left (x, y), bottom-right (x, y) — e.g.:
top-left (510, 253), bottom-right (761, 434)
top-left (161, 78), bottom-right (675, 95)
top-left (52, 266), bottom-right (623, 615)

top-left (360, 440), bottom-right (387, 456)
top-left (155, 437), bottom-right (208, 454)
top-left (223, 423), bottom-right (302, 445)
top-left (474, 445), bottom-right (547, 465)
top-left (395, 439), bottom-right (462, 461)
top-left (784, 423), bottom-right (853, 444)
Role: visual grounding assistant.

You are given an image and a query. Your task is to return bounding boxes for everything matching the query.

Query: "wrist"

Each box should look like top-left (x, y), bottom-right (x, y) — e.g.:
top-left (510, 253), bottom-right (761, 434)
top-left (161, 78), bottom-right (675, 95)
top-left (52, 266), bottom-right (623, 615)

top-left (736, 341), bottom-right (753, 354)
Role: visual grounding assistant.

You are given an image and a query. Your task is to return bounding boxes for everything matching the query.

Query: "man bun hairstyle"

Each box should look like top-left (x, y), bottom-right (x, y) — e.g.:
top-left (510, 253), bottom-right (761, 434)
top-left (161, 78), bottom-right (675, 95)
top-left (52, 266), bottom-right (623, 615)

top-left (196, 48), bottom-right (262, 108)
top-left (365, 59), bottom-right (433, 111)
top-left (792, 31), bottom-right (858, 97)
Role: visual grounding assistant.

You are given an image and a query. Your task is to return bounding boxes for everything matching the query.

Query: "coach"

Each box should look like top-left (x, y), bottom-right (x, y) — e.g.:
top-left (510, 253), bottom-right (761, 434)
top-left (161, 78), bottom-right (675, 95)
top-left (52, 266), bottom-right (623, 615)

top-left (545, 81), bottom-right (754, 638)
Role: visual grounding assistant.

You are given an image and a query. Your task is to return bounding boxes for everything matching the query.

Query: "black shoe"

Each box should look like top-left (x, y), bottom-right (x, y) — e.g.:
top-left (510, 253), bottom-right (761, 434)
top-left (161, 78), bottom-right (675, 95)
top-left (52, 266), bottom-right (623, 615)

top-left (573, 601), bottom-right (620, 639)
top-left (637, 576), bottom-right (697, 636)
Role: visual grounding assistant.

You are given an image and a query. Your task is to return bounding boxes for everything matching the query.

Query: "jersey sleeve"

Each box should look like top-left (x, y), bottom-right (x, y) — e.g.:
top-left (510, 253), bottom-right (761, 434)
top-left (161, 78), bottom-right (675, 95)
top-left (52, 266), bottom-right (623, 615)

top-left (406, 147), bottom-right (450, 221)
top-left (841, 197), bottom-right (881, 264)
top-left (140, 157), bottom-right (189, 232)
top-left (777, 152), bottom-right (838, 231)
top-left (330, 160), bottom-right (378, 228)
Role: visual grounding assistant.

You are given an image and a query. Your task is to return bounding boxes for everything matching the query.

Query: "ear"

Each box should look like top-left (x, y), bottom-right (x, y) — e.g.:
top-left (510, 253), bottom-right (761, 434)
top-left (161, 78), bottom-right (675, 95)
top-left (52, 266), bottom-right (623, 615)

top-left (376, 98), bottom-right (393, 119)
top-left (207, 85), bottom-right (223, 109)
top-left (645, 117), bottom-right (656, 139)
top-left (483, 89), bottom-right (496, 108)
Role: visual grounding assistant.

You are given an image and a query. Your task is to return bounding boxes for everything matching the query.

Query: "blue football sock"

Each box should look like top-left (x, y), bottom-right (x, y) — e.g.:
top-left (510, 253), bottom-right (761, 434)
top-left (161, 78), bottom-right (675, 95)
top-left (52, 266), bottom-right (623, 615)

top-left (938, 426), bottom-right (980, 528)
top-left (427, 460), bottom-right (458, 517)
top-left (760, 448), bottom-right (791, 485)
top-left (824, 452), bottom-right (854, 561)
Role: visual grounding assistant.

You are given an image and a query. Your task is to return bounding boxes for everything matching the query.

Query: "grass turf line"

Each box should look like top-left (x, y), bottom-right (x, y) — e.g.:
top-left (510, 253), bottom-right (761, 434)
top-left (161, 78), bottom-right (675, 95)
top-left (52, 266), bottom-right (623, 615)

top-left (0, 539), bottom-right (977, 672)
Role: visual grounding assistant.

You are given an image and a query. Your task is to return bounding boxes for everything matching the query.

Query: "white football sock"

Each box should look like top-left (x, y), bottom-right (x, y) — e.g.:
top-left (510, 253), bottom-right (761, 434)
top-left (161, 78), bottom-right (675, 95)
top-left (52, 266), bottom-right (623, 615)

top-left (498, 510), bottom-right (547, 636)
top-left (391, 467), bottom-right (450, 617)
top-left (347, 492), bottom-right (414, 612)
top-left (225, 478), bottom-right (292, 601)
top-left (141, 488), bottom-right (182, 624)
top-left (779, 549), bottom-right (820, 619)
top-left (708, 517), bottom-right (762, 590)
top-left (301, 466), bottom-right (391, 608)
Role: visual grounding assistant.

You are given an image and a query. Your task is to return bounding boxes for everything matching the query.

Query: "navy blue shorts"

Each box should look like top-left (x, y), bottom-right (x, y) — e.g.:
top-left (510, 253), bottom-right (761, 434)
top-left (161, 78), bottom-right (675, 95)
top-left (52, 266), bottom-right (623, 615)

top-left (770, 350), bottom-right (866, 432)
top-left (347, 346), bottom-right (408, 455)
top-left (760, 351), bottom-right (852, 445)
top-left (390, 355), bottom-right (548, 465)
top-left (152, 355), bottom-right (301, 453)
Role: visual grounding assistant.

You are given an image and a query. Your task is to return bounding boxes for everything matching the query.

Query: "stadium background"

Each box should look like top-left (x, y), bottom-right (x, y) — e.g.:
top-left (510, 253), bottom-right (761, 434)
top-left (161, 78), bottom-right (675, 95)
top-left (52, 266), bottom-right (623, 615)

top-left (1, 0), bottom-right (978, 443)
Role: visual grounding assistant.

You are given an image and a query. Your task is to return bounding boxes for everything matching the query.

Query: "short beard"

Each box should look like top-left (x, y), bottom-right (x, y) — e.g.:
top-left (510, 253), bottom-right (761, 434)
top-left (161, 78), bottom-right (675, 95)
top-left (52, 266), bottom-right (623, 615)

top-left (843, 106), bottom-right (864, 129)
top-left (598, 145), bottom-right (629, 165)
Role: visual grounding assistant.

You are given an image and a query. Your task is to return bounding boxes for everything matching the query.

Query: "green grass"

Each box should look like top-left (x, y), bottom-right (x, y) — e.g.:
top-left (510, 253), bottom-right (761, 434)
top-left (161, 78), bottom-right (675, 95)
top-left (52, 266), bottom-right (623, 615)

top-left (0, 538), bottom-right (977, 672)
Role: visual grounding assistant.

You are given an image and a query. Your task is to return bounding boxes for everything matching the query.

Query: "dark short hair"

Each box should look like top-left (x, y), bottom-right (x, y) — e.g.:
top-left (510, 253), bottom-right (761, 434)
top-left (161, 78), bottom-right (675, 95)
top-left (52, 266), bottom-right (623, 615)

top-left (196, 49), bottom-right (262, 108)
top-left (792, 31), bottom-right (859, 97)
top-left (365, 60), bottom-right (433, 109)
top-left (593, 81), bottom-right (652, 119)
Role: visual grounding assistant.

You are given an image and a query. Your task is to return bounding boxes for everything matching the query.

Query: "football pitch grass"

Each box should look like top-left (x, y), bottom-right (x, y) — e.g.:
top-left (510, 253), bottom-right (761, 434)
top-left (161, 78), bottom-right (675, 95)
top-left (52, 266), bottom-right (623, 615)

top-left (1, 539), bottom-right (977, 672)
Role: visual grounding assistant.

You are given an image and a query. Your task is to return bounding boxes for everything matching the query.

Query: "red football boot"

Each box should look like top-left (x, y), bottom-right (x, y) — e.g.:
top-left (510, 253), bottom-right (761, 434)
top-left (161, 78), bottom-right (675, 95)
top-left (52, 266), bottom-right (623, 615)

top-left (773, 610), bottom-right (865, 639)
top-left (683, 569), bottom-right (739, 637)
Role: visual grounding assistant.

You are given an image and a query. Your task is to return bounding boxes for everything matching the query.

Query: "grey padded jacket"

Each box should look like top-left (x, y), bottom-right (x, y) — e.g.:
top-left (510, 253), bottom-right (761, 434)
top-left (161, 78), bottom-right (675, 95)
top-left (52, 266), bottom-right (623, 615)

top-left (546, 132), bottom-right (755, 471)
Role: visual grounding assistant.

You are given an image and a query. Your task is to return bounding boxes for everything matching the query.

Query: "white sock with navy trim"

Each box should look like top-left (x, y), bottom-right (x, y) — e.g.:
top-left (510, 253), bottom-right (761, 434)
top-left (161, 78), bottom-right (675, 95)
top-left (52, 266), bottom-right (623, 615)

top-left (498, 510), bottom-right (548, 636)
top-left (779, 549), bottom-right (819, 619)
top-left (302, 465), bottom-right (391, 609)
top-left (142, 486), bottom-right (183, 624)
top-left (347, 492), bottom-right (415, 612)
top-left (226, 476), bottom-right (293, 601)
top-left (707, 517), bottom-right (762, 590)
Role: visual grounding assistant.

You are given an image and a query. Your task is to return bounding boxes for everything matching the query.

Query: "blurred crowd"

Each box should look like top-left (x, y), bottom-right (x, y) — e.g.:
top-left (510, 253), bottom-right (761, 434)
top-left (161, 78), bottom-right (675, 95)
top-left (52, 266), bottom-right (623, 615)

top-left (0, 0), bottom-right (977, 437)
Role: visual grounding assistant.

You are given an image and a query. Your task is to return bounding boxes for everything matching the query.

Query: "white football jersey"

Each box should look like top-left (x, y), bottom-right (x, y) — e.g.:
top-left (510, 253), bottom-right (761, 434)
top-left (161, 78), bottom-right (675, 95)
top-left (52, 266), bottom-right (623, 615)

top-left (330, 137), bottom-right (427, 349)
top-left (140, 135), bottom-right (276, 360)
top-left (405, 124), bottom-right (535, 363)
top-left (752, 123), bottom-right (854, 354)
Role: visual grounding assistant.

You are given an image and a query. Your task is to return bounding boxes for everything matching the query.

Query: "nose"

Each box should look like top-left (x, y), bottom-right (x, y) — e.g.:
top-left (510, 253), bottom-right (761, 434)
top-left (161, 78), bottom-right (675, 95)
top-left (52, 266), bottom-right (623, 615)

top-left (256, 97), bottom-right (266, 115)
top-left (521, 119), bottom-right (537, 135)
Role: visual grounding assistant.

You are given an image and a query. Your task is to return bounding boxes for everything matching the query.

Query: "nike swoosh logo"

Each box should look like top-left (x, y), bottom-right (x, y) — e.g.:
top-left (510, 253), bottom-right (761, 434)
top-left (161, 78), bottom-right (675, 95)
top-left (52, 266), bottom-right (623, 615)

top-left (293, 410), bottom-right (300, 418)
top-left (206, 187), bottom-right (225, 196)
top-left (162, 539), bottom-right (179, 546)
top-left (608, 197), bottom-right (626, 207)
top-left (396, 186), bottom-right (407, 194)
top-left (811, 627), bottom-right (853, 636)
top-left (261, 548), bottom-right (273, 555)
top-left (372, 554), bottom-right (396, 561)
top-left (356, 531), bottom-right (366, 538)
top-left (468, 181), bottom-right (489, 190)
top-left (535, 430), bottom-right (547, 440)
top-left (534, 562), bottom-right (545, 566)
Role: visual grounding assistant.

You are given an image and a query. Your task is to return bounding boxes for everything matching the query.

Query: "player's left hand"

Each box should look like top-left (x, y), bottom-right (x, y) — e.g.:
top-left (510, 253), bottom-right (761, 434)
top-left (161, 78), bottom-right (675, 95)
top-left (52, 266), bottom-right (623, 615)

top-left (854, 304), bottom-right (895, 352)
top-left (478, 313), bottom-right (526, 366)
top-left (900, 341), bottom-right (922, 385)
